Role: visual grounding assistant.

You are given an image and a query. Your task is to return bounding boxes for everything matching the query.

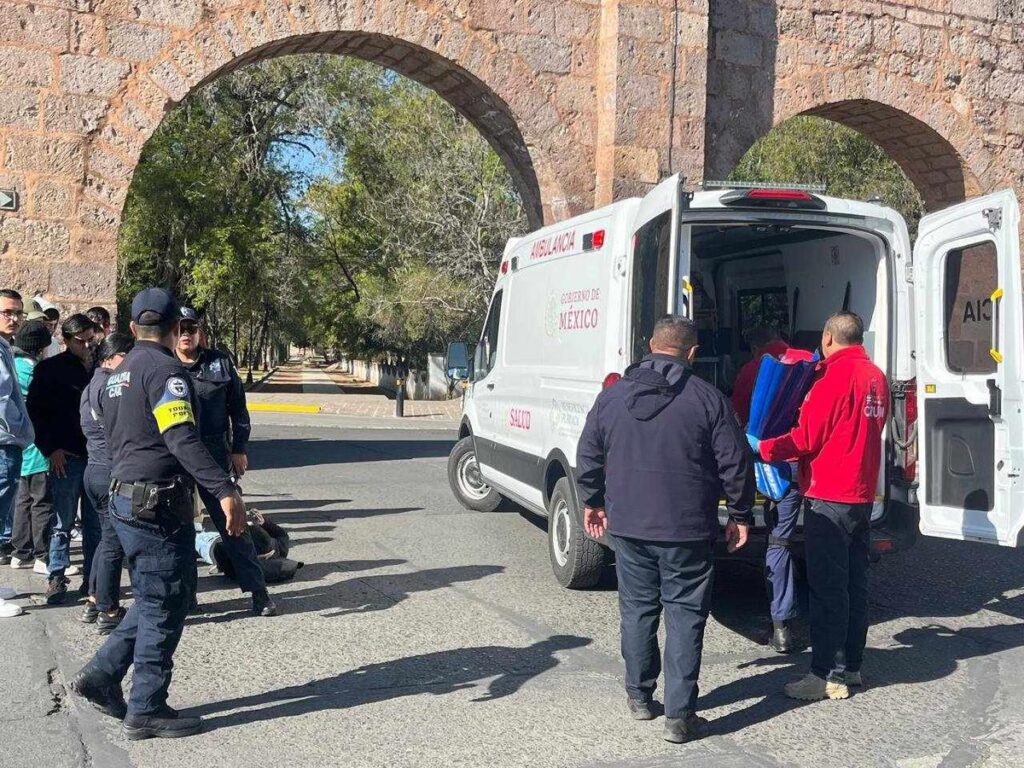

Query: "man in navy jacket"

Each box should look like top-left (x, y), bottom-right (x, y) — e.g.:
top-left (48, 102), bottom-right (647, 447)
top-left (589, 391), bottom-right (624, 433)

top-left (577, 315), bottom-right (754, 744)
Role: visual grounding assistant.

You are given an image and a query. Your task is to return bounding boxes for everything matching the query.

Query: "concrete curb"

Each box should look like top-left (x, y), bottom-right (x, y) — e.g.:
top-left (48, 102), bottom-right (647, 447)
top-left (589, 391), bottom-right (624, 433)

top-left (249, 403), bottom-right (322, 414)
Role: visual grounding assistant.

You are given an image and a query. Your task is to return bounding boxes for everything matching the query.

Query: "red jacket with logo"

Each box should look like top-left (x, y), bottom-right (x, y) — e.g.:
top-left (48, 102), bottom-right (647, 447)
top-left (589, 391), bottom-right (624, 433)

top-left (731, 340), bottom-right (792, 423)
top-left (758, 346), bottom-right (889, 503)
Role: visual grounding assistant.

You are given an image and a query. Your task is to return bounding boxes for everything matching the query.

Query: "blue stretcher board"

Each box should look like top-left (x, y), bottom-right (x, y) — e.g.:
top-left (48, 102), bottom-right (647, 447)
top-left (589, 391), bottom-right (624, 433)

top-left (747, 352), bottom-right (820, 500)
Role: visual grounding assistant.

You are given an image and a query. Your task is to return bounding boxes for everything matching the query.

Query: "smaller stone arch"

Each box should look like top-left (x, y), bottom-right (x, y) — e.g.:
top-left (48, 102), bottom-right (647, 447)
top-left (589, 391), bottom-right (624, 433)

top-left (800, 99), bottom-right (979, 210)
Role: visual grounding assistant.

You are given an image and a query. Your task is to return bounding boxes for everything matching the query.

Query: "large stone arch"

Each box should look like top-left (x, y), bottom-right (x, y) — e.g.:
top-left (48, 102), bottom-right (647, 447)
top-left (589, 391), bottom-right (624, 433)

top-left (88, 1), bottom-right (591, 238)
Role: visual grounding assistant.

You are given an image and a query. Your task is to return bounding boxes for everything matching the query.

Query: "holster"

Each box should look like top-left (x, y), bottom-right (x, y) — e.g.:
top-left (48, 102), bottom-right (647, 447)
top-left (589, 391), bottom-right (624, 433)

top-left (116, 477), bottom-right (194, 524)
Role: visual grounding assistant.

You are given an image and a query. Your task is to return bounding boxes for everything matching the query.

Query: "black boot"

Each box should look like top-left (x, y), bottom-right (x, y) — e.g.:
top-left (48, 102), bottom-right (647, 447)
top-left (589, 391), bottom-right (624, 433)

top-left (663, 712), bottom-right (709, 744)
top-left (252, 588), bottom-right (278, 617)
top-left (123, 709), bottom-right (202, 740)
top-left (69, 667), bottom-right (127, 720)
top-left (769, 620), bottom-right (795, 653)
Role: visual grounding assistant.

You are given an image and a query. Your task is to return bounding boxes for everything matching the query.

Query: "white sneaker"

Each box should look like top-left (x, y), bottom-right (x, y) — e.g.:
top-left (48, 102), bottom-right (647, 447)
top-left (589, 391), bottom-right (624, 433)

top-left (9, 557), bottom-right (32, 569)
top-left (64, 565), bottom-right (81, 577)
top-left (0, 598), bottom-right (23, 618)
top-left (33, 560), bottom-right (48, 575)
top-left (784, 672), bottom-right (850, 701)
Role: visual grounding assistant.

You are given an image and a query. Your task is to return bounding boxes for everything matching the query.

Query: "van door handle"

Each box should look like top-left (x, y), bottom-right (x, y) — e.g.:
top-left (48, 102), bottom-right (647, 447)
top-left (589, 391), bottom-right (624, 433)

top-left (486, 383), bottom-right (495, 390)
top-left (987, 378), bottom-right (1001, 418)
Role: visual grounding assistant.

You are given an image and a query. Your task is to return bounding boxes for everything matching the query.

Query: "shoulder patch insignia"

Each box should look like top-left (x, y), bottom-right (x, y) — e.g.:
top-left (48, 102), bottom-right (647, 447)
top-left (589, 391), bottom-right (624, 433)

top-left (166, 376), bottom-right (188, 398)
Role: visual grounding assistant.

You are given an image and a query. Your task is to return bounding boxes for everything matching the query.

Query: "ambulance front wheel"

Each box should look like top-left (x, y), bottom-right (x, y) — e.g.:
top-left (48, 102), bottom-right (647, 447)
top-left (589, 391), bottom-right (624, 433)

top-left (448, 436), bottom-right (502, 512)
top-left (548, 477), bottom-right (609, 589)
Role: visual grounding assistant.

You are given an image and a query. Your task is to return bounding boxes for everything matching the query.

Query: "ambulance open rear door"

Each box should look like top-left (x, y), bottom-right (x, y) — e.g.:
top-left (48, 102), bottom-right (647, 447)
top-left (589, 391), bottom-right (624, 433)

top-left (914, 189), bottom-right (1024, 546)
top-left (628, 174), bottom-right (691, 360)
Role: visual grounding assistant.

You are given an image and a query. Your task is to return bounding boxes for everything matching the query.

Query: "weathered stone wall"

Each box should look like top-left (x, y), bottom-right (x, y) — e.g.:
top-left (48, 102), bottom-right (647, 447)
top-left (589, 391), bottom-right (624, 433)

top-left (0, 0), bottom-right (1021, 310)
top-left (705, 0), bottom-right (1024, 209)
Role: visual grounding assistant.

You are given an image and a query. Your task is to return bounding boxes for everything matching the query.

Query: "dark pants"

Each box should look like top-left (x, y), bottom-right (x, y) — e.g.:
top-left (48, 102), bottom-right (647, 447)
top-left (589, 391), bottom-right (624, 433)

top-left (805, 499), bottom-right (871, 681)
top-left (612, 535), bottom-right (714, 718)
top-left (765, 484), bottom-right (802, 622)
top-left (84, 464), bottom-right (124, 612)
top-left (88, 494), bottom-right (196, 717)
top-left (11, 471), bottom-right (52, 561)
top-left (197, 450), bottom-right (264, 594)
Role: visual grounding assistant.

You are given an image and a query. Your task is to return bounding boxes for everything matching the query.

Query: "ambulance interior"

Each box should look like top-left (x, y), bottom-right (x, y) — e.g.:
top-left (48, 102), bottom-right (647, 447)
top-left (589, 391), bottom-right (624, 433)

top-left (685, 223), bottom-right (888, 396)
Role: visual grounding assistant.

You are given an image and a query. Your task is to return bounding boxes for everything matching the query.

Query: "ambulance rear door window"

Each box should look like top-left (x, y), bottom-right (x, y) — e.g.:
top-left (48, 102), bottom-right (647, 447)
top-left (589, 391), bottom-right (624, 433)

top-left (631, 211), bottom-right (671, 362)
top-left (943, 240), bottom-right (997, 374)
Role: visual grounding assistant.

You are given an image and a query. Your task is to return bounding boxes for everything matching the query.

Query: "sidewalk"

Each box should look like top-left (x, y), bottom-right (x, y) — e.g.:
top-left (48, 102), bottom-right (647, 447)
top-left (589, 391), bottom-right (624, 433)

top-left (246, 361), bottom-right (462, 423)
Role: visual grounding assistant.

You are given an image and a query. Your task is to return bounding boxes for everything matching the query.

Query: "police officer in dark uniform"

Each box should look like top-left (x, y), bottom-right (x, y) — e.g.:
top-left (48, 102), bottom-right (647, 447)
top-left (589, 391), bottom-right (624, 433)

top-left (69, 288), bottom-right (246, 740)
top-left (174, 306), bottom-right (276, 616)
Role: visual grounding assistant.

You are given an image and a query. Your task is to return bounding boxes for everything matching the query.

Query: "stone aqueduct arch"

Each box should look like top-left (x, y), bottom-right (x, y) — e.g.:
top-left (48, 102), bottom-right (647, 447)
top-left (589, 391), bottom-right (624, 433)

top-left (0, 0), bottom-right (1021, 309)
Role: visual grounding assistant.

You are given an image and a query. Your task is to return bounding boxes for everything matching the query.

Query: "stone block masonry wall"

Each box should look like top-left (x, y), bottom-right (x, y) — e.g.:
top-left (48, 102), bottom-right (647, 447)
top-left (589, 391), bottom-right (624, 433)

top-left (0, 0), bottom-right (1021, 312)
top-left (706, 0), bottom-right (1024, 210)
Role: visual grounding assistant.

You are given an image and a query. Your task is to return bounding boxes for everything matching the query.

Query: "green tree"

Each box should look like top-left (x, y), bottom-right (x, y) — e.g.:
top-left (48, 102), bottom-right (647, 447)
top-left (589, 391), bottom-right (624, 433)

top-left (117, 54), bottom-right (528, 368)
top-left (729, 116), bottom-right (924, 230)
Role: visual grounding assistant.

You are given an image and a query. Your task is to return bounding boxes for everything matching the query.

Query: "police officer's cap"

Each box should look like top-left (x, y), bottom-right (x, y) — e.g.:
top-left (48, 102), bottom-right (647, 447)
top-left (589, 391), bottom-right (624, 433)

top-left (180, 306), bottom-right (201, 323)
top-left (131, 288), bottom-right (180, 326)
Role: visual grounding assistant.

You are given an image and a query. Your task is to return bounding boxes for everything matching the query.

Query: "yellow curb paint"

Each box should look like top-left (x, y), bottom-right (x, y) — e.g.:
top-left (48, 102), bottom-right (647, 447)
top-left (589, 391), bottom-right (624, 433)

top-left (248, 404), bottom-right (322, 414)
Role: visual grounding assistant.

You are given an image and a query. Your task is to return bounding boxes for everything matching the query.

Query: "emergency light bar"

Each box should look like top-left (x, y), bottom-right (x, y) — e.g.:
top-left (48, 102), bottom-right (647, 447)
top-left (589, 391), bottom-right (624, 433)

top-left (703, 180), bottom-right (827, 194)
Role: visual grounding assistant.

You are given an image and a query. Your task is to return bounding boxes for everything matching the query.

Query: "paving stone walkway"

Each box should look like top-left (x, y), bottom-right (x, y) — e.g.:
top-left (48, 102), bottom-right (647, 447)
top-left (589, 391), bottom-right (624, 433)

top-left (247, 361), bottom-right (462, 422)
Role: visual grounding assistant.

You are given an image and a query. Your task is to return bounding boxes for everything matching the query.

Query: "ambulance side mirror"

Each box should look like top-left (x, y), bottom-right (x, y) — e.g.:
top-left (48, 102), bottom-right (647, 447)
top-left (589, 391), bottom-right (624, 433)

top-left (445, 341), bottom-right (470, 381)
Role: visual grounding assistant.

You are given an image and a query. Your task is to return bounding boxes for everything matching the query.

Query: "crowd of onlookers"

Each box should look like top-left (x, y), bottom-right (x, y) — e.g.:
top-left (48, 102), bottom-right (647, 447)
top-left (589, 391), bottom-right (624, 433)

top-left (0, 288), bottom-right (131, 628)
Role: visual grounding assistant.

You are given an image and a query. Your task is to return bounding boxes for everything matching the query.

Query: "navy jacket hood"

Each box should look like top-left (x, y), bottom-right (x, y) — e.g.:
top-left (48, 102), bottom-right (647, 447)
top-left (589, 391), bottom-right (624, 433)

top-left (622, 354), bottom-right (690, 421)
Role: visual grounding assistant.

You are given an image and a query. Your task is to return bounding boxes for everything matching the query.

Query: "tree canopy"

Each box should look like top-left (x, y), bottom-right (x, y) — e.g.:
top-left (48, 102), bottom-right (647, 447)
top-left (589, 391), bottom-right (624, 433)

top-left (729, 115), bottom-right (924, 230)
top-left (117, 55), bottom-right (527, 367)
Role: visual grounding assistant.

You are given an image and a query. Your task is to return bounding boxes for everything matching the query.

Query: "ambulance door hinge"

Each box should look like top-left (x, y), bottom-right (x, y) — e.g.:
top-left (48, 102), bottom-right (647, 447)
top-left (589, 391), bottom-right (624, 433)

top-left (904, 262), bottom-right (914, 284)
top-left (983, 207), bottom-right (1003, 231)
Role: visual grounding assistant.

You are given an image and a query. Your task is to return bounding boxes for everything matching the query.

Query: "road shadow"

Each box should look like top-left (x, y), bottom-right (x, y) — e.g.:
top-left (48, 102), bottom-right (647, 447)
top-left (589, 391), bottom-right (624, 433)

top-left (193, 558), bottom-right (407, 598)
top-left (249, 438), bottom-right (453, 470)
top-left (700, 621), bottom-right (1024, 735)
top-left (246, 499), bottom-right (352, 511)
top-left (870, 537), bottom-right (1024, 622)
top-left (188, 564), bottom-right (504, 625)
top-left (259, 506), bottom-right (422, 524)
top-left (286, 536), bottom-right (335, 547)
top-left (190, 635), bottom-right (592, 731)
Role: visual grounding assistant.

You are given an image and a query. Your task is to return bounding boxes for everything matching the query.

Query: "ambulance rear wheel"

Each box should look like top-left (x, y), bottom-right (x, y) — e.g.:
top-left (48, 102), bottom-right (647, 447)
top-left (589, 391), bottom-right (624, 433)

top-left (448, 437), bottom-right (501, 512)
top-left (548, 477), bottom-right (608, 589)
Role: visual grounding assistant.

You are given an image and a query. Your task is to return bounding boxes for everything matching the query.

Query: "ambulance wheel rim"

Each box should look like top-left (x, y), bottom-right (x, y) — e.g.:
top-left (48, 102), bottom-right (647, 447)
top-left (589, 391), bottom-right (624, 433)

top-left (552, 499), bottom-right (571, 567)
top-left (457, 452), bottom-right (490, 501)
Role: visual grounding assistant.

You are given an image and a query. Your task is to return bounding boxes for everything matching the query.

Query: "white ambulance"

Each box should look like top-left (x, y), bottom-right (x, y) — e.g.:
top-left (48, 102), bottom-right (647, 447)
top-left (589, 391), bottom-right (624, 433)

top-left (445, 176), bottom-right (1023, 588)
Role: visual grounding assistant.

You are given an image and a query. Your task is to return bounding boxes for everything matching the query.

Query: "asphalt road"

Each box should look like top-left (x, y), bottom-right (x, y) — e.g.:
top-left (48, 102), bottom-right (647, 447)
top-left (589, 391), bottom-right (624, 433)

top-left (3, 420), bottom-right (1023, 767)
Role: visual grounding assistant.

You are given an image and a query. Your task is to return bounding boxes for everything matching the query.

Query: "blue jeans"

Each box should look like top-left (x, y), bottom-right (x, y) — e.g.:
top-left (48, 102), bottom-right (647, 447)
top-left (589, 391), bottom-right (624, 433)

top-left (88, 494), bottom-right (196, 717)
top-left (0, 445), bottom-right (23, 550)
top-left (612, 535), bottom-right (715, 718)
top-left (47, 455), bottom-right (99, 580)
top-left (765, 485), bottom-right (802, 622)
top-left (84, 463), bottom-right (124, 612)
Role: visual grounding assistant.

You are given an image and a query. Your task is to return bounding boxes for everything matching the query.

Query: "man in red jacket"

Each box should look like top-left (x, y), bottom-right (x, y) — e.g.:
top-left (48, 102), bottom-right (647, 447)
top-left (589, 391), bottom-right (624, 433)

top-left (749, 311), bottom-right (889, 701)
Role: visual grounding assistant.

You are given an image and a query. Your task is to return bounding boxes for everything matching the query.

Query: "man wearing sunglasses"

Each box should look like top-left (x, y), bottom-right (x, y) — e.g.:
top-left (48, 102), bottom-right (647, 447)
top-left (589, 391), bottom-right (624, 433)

top-left (0, 290), bottom-right (33, 601)
top-left (175, 307), bottom-right (275, 617)
top-left (27, 314), bottom-right (100, 604)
